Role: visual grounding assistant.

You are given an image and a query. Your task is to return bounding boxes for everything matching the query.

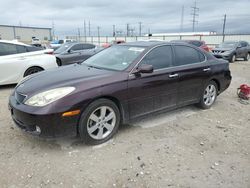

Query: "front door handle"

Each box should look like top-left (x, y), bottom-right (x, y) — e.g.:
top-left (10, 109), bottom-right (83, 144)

top-left (169, 73), bottom-right (179, 78)
top-left (203, 68), bottom-right (211, 72)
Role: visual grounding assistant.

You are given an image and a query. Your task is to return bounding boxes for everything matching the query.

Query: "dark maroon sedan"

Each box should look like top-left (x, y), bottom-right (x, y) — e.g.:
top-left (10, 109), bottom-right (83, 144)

top-left (9, 41), bottom-right (231, 145)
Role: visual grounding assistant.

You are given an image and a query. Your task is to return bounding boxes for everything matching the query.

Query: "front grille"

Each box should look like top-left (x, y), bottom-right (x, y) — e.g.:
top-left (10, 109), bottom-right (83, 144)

top-left (15, 92), bottom-right (27, 103)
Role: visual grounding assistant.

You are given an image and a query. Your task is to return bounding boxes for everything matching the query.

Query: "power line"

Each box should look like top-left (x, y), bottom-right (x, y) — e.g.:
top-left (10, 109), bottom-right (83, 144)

top-left (191, 1), bottom-right (199, 32)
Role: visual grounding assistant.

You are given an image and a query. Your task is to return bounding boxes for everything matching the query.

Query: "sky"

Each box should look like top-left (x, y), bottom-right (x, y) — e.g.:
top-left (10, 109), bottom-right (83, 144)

top-left (0, 0), bottom-right (250, 37)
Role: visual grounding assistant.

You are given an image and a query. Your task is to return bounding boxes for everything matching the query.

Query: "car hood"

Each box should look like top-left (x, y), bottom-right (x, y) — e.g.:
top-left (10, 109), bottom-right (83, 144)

top-left (16, 64), bottom-right (124, 95)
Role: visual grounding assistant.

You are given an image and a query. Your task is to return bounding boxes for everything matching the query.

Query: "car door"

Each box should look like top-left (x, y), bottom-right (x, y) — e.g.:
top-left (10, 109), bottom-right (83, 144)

top-left (65, 44), bottom-right (84, 64)
top-left (80, 44), bottom-right (96, 61)
top-left (172, 45), bottom-right (211, 106)
top-left (128, 45), bottom-right (178, 119)
top-left (0, 43), bottom-right (26, 84)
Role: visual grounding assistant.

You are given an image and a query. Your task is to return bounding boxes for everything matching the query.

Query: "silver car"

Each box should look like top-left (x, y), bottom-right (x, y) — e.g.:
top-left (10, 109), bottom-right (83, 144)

top-left (54, 42), bottom-right (102, 66)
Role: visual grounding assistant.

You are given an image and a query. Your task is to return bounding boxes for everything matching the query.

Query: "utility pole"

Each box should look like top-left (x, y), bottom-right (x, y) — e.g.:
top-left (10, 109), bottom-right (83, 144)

top-left (126, 23), bottom-right (129, 37)
top-left (84, 20), bottom-right (86, 42)
top-left (88, 20), bottom-right (91, 37)
top-left (77, 28), bottom-right (81, 42)
top-left (148, 28), bottom-right (151, 36)
top-left (52, 21), bottom-right (55, 40)
top-left (191, 1), bottom-right (199, 32)
top-left (97, 26), bottom-right (100, 45)
top-left (113, 25), bottom-right (116, 37)
top-left (222, 14), bottom-right (227, 42)
top-left (180, 6), bottom-right (184, 32)
top-left (138, 22), bottom-right (142, 37)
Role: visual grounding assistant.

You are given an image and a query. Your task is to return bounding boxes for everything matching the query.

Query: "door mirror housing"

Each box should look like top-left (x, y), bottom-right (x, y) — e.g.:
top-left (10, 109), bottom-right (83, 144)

top-left (136, 64), bottom-right (154, 74)
top-left (237, 44), bottom-right (242, 48)
top-left (67, 49), bottom-right (72, 53)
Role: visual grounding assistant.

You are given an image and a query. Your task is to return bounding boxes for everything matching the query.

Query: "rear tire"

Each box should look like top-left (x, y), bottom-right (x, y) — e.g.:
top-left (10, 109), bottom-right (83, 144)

top-left (198, 81), bottom-right (218, 109)
top-left (78, 99), bottom-right (121, 145)
top-left (24, 66), bottom-right (43, 77)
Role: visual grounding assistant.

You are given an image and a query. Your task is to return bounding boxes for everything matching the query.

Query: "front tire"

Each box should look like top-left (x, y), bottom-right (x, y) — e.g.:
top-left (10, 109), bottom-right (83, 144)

top-left (229, 54), bottom-right (236, 63)
top-left (78, 99), bottom-right (120, 145)
top-left (198, 81), bottom-right (218, 109)
top-left (244, 53), bottom-right (250, 61)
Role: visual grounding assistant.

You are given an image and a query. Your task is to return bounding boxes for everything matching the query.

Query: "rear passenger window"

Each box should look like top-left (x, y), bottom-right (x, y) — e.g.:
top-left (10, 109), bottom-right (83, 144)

top-left (16, 45), bottom-right (27, 53)
top-left (83, 44), bottom-right (95, 50)
top-left (141, 46), bottom-right (173, 70)
top-left (71, 44), bottom-right (83, 51)
top-left (174, 45), bottom-right (205, 66)
top-left (0, 43), bottom-right (17, 56)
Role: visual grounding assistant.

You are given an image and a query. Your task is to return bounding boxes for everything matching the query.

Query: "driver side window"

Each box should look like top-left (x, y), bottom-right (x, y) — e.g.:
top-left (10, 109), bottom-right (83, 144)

top-left (140, 45), bottom-right (173, 70)
top-left (71, 44), bottom-right (83, 51)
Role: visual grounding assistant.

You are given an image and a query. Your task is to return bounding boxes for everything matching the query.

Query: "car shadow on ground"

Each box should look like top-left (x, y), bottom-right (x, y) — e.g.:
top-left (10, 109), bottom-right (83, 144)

top-left (0, 84), bottom-right (16, 90)
top-left (19, 105), bottom-right (200, 150)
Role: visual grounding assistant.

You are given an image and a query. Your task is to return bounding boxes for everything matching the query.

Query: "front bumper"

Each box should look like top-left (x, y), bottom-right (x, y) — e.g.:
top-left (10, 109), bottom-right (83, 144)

top-left (9, 95), bottom-right (79, 138)
top-left (212, 53), bottom-right (232, 60)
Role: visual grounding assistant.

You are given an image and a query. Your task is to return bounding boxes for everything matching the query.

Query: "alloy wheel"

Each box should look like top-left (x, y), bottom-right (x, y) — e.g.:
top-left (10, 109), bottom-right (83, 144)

top-left (203, 84), bottom-right (216, 106)
top-left (87, 106), bottom-right (116, 140)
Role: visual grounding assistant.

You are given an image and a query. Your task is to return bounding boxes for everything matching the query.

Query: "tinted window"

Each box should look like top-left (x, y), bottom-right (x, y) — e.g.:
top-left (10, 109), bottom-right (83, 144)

top-left (141, 46), bottom-right (173, 70)
top-left (27, 46), bottom-right (42, 52)
top-left (16, 45), bottom-right (27, 53)
top-left (0, 43), bottom-right (17, 56)
top-left (174, 45), bottom-right (204, 66)
top-left (71, 44), bottom-right (83, 51)
top-left (82, 44), bottom-right (95, 50)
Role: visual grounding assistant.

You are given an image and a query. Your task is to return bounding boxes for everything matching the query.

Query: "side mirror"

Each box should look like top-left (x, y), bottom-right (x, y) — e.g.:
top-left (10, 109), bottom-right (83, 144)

top-left (237, 44), bottom-right (242, 48)
top-left (67, 49), bottom-right (72, 53)
top-left (136, 64), bottom-right (154, 74)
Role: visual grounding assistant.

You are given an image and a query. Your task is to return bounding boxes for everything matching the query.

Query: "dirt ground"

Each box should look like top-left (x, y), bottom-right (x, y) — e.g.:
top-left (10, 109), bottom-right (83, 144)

top-left (0, 60), bottom-right (249, 188)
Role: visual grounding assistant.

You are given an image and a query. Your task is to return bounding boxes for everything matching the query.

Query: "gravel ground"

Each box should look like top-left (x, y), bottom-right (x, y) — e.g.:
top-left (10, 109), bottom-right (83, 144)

top-left (0, 60), bottom-right (249, 188)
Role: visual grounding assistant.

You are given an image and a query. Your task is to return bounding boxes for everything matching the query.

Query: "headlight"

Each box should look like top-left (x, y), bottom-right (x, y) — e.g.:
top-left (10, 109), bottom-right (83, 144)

top-left (25, 87), bottom-right (75, 107)
top-left (223, 50), bottom-right (234, 55)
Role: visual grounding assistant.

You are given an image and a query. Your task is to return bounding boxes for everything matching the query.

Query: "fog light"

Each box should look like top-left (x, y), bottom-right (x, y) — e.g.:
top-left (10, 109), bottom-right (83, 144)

top-left (35, 126), bottom-right (41, 134)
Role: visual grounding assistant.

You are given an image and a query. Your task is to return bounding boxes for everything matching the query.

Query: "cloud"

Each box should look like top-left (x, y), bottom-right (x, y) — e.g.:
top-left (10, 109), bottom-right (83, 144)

top-left (0, 0), bottom-right (249, 37)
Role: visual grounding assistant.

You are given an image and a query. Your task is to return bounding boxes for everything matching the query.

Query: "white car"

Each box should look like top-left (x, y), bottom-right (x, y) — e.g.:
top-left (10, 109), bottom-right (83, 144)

top-left (0, 40), bottom-right (58, 85)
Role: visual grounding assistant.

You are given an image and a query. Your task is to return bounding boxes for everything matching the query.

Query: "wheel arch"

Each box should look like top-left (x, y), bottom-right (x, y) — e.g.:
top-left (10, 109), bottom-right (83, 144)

top-left (210, 78), bottom-right (221, 92)
top-left (23, 66), bottom-right (44, 77)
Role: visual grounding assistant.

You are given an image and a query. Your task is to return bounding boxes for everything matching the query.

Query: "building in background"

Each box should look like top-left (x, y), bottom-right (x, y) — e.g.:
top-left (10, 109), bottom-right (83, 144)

top-left (0, 25), bottom-right (52, 43)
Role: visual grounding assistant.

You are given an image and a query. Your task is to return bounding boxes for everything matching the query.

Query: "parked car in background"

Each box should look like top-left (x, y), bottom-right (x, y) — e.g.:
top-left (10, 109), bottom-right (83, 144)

top-left (31, 37), bottom-right (42, 47)
top-left (0, 40), bottom-right (57, 85)
top-left (54, 42), bottom-right (102, 66)
top-left (50, 39), bottom-right (75, 50)
top-left (212, 41), bottom-right (250, 62)
top-left (171, 40), bottom-right (210, 52)
top-left (9, 41), bottom-right (231, 145)
top-left (102, 40), bottom-right (126, 48)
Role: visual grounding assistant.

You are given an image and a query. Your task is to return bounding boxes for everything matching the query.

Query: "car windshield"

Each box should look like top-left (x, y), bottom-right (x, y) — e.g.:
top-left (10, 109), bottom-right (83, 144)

top-left (218, 42), bottom-right (238, 48)
top-left (82, 45), bottom-right (145, 71)
top-left (54, 43), bottom-right (73, 53)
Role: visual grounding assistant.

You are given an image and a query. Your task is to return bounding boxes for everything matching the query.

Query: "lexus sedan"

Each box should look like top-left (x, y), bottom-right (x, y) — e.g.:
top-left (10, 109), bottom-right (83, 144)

top-left (212, 41), bottom-right (250, 62)
top-left (54, 42), bottom-right (102, 66)
top-left (9, 41), bottom-right (231, 145)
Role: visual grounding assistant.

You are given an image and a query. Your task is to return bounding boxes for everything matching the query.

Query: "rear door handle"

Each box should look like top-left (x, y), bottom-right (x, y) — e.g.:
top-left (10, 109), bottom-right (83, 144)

top-left (169, 73), bottom-right (179, 78)
top-left (203, 68), bottom-right (211, 72)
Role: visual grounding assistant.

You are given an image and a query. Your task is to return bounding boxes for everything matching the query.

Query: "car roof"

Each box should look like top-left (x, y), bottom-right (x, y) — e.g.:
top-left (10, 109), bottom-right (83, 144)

top-left (0, 40), bottom-right (29, 46)
top-left (120, 41), bottom-right (171, 47)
